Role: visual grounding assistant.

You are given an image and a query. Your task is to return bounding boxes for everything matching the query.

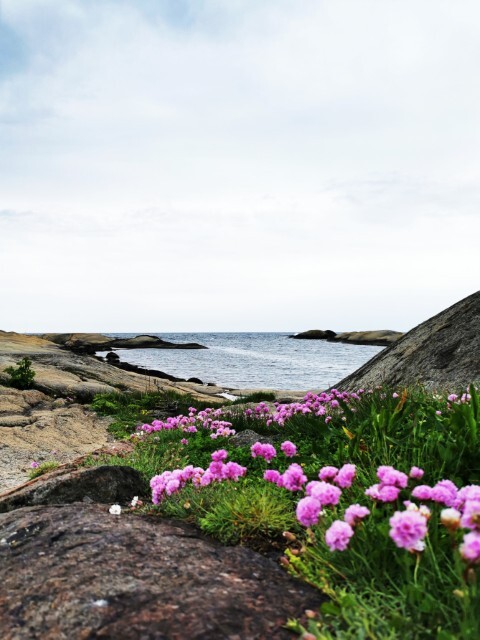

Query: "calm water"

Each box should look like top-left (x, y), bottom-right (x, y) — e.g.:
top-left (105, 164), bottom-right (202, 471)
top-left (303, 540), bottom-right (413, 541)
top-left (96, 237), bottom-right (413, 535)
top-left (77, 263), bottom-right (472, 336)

top-left (100, 333), bottom-right (382, 391)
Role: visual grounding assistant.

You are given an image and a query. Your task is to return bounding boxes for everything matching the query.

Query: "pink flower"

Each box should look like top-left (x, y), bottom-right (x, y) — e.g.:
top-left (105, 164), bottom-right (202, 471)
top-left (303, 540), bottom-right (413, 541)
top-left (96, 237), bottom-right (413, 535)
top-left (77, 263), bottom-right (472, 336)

top-left (460, 531), bottom-right (480, 563)
top-left (306, 481), bottom-right (342, 507)
top-left (448, 394), bottom-right (458, 402)
top-left (377, 466), bottom-right (408, 489)
top-left (334, 464), bottom-right (356, 489)
top-left (296, 497), bottom-right (323, 527)
top-left (365, 484), bottom-right (400, 502)
top-left (30, 461), bottom-right (39, 469)
top-left (325, 520), bottom-right (354, 551)
top-left (344, 504), bottom-right (370, 527)
top-left (389, 510), bottom-right (428, 551)
top-left (411, 485), bottom-right (433, 501)
top-left (264, 469), bottom-right (281, 484)
top-left (460, 500), bottom-right (480, 530)
top-left (251, 442), bottom-right (277, 462)
top-left (409, 467), bottom-right (424, 480)
top-left (431, 480), bottom-right (458, 507)
top-left (280, 441), bottom-right (297, 457)
top-left (392, 392), bottom-right (399, 398)
top-left (281, 463), bottom-right (307, 491)
top-left (211, 449), bottom-right (229, 462)
top-left (318, 466), bottom-right (338, 482)
top-left (180, 438), bottom-right (189, 445)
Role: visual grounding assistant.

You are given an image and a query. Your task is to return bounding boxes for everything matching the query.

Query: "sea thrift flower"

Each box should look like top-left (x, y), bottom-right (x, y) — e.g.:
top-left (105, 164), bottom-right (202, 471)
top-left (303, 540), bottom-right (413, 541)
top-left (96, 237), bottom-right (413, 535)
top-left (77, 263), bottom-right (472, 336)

top-left (30, 461), bottom-right (39, 469)
top-left (431, 480), bottom-right (458, 507)
top-left (335, 464), bottom-right (356, 489)
top-left (411, 485), bottom-right (433, 501)
top-left (109, 504), bottom-right (122, 515)
top-left (377, 466), bottom-right (408, 489)
top-left (409, 466), bottom-right (424, 480)
top-left (281, 463), bottom-right (307, 491)
top-left (180, 438), bottom-right (188, 445)
top-left (344, 504), bottom-right (370, 527)
top-left (460, 531), bottom-right (480, 563)
top-left (319, 466), bottom-right (338, 482)
top-left (440, 508), bottom-right (461, 530)
top-left (365, 484), bottom-right (401, 502)
top-left (392, 392), bottom-right (399, 398)
top-left (460, 501), bottom-right (480, 530)
top-left (325, 520), bottom-right (354, 551)
top-left (306, 481), bottom-right (342, 507)
top-left (448, 394), bottom-right (458, 402)
top-left (389, 510), bottom-right (428, 551)
top-left (296, 497), bottom-right (323, 527)
top-left (280, 441), bottom-right (297, 457)
top-left (211, 449), bottom-right (228, 462)
top-left (264, 469), bottom-right (282, 484)
top-left (251, 442), bottom-right (277, 463)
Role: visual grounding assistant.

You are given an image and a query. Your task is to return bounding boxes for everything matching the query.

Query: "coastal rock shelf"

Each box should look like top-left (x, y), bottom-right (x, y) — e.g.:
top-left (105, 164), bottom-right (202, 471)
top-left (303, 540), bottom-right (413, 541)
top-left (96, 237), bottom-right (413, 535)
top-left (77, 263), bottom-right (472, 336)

top-left (41, 332), bottom-right (207, 354)
top-left (291, 329), bottom-right (403, 346)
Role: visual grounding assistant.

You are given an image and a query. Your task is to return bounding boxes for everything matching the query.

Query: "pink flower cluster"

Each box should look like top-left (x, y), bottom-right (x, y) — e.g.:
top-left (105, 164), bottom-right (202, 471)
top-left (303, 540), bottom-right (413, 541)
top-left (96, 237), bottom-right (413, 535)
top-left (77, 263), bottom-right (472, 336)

top-left (244, 389), bottom-right (361, 427)
top-left (263, 463), bottom-right (308, 491)
top-left (137, 406), bottom-right (236, 439)
top-left (251, 442), bottom-right (277, 462)
top-left (150, 450), bottom-right (246, 504)
top-left (318, 464), bottom-right (356, 488)
top-left (365, 465), bottom-right (412, 503)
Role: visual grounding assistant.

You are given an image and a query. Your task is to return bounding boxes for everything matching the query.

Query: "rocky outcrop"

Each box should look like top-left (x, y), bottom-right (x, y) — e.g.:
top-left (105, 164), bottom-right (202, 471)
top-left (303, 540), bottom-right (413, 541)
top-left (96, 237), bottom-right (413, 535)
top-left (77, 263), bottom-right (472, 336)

top-left (0, 465), bottom-right (146, 513)
top-left (0, 386), bottom-right (115, 491)
top-left (0, 503), bottom-right (322, 639)
top-left (0, 332), bottom-right (222, 402)
top-left (335, 291), bottom-right (480, 391)
top-left (291, 329), bottom-right (337, 340)
top-left (41, 332), bottom-right (207, 354)
top-left (333, 330), bottom-right (403, 346)
top-left (291, 329), bottom-right (402, 346)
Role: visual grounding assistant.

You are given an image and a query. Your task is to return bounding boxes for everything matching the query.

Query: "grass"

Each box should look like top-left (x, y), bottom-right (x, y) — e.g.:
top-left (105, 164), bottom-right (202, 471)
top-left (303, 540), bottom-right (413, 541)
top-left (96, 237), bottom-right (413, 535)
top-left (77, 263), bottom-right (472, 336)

top-left (89, 383), bottom-right (480, 638)
top-left (28, 461), bottom-right (60, 480)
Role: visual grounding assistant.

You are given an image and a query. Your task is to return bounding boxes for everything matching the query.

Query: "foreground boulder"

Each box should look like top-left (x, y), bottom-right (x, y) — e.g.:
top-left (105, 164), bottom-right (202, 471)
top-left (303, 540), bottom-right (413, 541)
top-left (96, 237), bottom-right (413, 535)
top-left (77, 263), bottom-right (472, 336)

top-left (335, 291), bottom-right (480, 391)
top-left (0, 465), bottom-right (146, 513)
top-left (0, 504), bottom-right (322, 639)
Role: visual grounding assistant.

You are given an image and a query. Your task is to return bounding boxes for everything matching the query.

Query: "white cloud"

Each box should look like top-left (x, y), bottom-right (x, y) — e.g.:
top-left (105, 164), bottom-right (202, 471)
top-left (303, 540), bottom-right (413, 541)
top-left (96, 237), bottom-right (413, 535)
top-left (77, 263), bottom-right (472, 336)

top-left (0, 0), bottom-right (479, 331)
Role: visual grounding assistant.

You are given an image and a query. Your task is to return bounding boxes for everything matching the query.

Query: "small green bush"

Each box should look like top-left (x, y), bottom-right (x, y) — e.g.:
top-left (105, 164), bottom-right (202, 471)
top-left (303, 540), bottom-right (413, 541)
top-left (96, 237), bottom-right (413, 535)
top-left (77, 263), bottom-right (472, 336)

top-left (4, 357), bottom-right (36, 390)
top-left (29, 461), bottom-right (60, 480)
top-left (199, 481), bottom-right (298, 549)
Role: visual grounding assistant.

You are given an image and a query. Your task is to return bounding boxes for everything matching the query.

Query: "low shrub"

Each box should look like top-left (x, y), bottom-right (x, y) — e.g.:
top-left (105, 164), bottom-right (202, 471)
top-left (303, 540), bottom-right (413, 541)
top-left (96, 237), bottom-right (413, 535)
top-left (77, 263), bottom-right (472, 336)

top-left (5, 357), bottom-right (36, 390)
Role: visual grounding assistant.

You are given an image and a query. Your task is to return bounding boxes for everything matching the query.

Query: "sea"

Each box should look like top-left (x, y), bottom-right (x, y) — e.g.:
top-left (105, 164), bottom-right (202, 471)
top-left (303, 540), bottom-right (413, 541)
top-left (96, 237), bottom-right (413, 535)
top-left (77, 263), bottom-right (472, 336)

top-left (99, 333), bottom-right (383, 391)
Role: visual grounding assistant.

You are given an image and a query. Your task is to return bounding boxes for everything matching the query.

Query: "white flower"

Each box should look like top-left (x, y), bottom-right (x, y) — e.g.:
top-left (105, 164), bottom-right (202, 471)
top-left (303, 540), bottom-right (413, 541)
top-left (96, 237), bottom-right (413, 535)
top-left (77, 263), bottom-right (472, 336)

top-left (109, 504), bottom-right (122, 515)
top-left (130, 496), bottom-right (139, 507)
top-left (440, 508), bottom-right (461, 529)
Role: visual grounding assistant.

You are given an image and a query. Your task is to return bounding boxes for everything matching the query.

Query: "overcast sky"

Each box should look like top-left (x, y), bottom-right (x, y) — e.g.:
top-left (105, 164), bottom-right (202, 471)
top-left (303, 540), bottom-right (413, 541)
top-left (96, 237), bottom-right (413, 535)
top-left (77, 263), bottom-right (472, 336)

top-left (0, 0), bottom-right (479, 332)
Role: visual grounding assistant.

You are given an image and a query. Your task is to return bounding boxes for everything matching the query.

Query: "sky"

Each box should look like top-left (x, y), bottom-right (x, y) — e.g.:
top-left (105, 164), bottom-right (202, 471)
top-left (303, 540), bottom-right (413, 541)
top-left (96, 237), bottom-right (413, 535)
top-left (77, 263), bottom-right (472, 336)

top-left (0, 0), bottom-right (479, 332)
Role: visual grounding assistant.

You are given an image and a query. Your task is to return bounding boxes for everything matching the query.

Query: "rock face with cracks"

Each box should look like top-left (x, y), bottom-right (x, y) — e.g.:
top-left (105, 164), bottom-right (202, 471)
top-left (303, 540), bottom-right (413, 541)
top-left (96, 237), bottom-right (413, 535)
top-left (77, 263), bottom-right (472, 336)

top-left (0, 503), bottom-right (322, 639)
top-left (335, 291), bottom-right (480, 391)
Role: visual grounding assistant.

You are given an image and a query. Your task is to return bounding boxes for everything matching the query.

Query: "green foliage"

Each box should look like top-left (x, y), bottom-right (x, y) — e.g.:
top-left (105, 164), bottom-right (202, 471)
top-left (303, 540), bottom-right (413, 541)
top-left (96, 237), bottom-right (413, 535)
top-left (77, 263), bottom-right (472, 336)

top-left (28, 461), bottom-right (60, 480)
top-left (230, 391), bottom-right (277, 405)
top-left (199, 480), bottom-right (298, 548)
top-left (90, 389), bottom-right (214, 439)
top-left (4, 357), bottom-right (36, 390)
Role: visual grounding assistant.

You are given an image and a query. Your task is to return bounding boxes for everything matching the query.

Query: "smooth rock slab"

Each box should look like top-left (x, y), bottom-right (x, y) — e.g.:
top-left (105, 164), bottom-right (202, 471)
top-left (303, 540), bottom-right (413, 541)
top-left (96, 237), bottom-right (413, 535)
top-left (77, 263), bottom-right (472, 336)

top-left (0, 504), bottom-right (322, 639)
top-left (0, 465), bottom-right (146, 513)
